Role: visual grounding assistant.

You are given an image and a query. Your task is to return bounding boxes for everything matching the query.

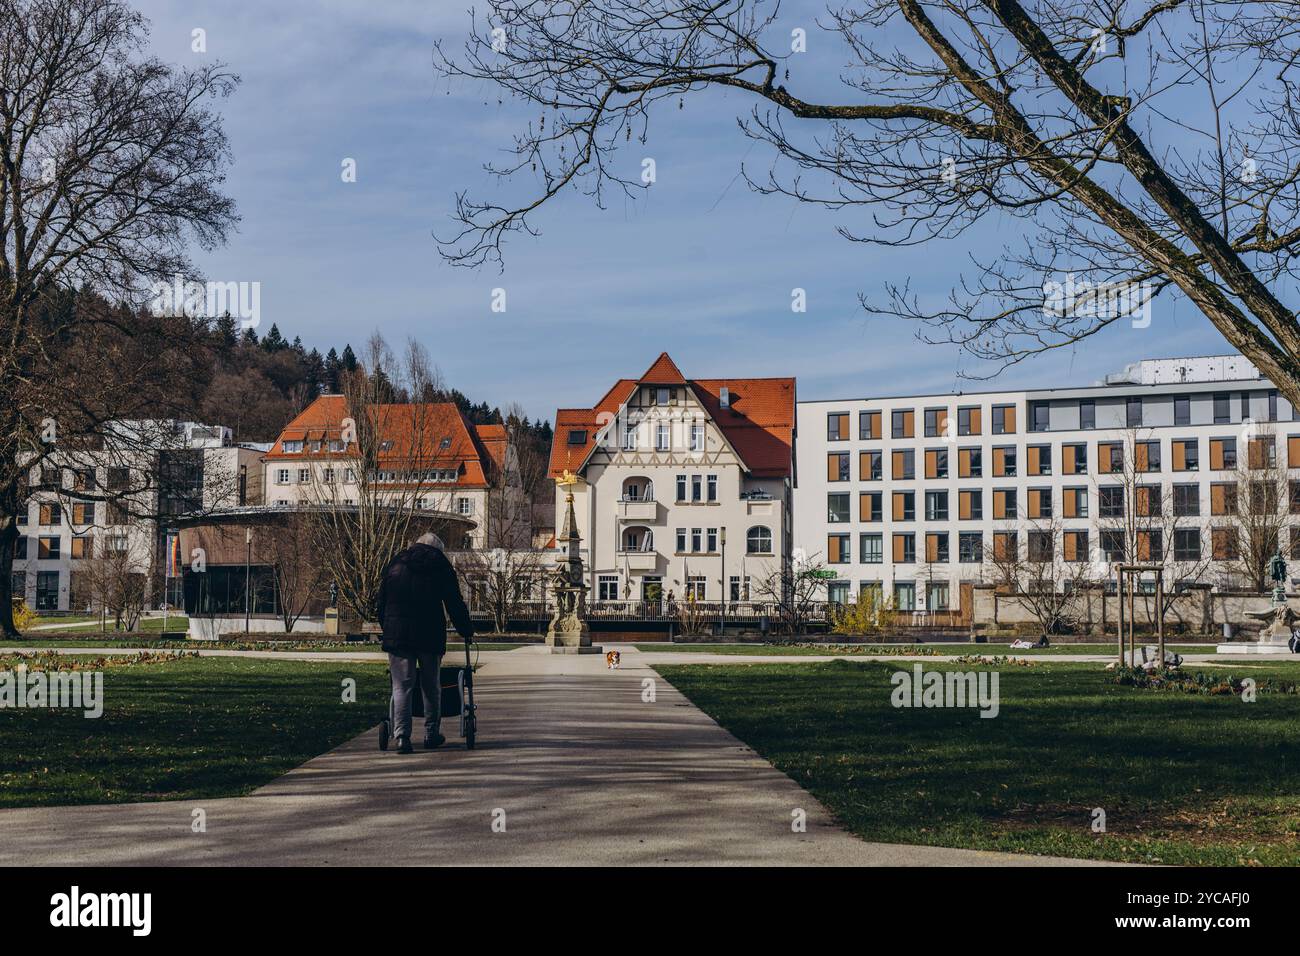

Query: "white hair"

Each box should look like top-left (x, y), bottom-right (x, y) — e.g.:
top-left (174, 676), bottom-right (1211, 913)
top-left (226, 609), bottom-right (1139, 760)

top-left (415, 532), bottom-right (445, 550)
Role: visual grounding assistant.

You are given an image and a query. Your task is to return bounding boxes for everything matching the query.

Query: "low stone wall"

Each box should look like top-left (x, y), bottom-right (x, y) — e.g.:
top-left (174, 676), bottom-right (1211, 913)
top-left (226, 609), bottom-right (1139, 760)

top-left (188, 614), bottom-right (326, 641)
top-left (970, 584), bottom-right (1286, 638)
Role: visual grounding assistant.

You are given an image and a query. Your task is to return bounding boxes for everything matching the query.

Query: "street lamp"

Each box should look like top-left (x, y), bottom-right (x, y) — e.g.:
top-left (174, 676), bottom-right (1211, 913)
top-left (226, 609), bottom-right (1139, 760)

top-left (720, 527), bottom-right (727, 631)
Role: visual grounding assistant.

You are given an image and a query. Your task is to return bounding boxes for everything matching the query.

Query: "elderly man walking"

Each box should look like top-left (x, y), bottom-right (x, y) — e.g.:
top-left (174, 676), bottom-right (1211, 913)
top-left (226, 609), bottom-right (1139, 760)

top-left (376, 532), bottom-right (474, 753)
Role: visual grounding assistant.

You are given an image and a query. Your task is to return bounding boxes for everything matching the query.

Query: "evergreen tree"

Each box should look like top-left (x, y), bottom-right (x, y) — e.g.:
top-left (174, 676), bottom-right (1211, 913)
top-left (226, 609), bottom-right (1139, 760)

top-left (261, 323), bottom-right (286, 352)
top-left (340, 344), bottom-right (358, 372)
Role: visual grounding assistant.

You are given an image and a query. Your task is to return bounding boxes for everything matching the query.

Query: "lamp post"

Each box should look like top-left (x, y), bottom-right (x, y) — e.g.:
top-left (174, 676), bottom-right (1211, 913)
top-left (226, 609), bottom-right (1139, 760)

top-left (720, 527), bottom-right (727, 631)
top-left (244, 526), bottom-right (252, 636)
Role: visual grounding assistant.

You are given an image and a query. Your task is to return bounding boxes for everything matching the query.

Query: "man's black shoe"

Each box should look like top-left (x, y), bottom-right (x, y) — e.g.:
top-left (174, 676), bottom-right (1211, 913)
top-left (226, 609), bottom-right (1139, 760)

top-left (396, 735), bottom-right (413, 754)
top-left (423, 732), bottom-right (446, 750)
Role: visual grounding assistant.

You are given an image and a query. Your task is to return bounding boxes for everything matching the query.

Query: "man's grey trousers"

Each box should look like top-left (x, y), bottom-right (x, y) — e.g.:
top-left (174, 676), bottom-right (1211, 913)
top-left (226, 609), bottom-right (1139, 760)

top-left (388, 651), bottom-right (441, 741)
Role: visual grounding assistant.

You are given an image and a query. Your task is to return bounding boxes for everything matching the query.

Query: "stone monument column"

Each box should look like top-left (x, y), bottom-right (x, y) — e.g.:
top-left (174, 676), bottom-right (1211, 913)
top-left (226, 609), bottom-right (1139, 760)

top-left (546, 471), bottom-right (602, 655)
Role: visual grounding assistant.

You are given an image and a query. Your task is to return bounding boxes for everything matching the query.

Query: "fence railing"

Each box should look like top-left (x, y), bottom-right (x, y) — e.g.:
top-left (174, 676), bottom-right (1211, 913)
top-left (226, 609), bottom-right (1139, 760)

top-left (465, 599), bottom-right (967, 627)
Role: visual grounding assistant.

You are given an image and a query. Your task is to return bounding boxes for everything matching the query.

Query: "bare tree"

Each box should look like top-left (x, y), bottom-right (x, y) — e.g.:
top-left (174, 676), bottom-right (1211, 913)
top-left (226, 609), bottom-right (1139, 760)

top-left (1092, 428), bottom-right (1212, 622)
top-left (1221, 426), bottom-right (1294, 590)
top-left (303, 334), bottom-right (462, 625)
top-left (456, 547), bottom-right (548, 633)
top-left (263, 513), bottom-right (327, 634)
top-left (81, 535), bottom-right (151, 631)
top-left (439, 0), bottom-right (1300, 399)
top-left (0, 0), bottom-right (239, 636)
top-left (750, 553), bottom-right (824, 634)
top-left (987, 517), bottom-right (1095, 636)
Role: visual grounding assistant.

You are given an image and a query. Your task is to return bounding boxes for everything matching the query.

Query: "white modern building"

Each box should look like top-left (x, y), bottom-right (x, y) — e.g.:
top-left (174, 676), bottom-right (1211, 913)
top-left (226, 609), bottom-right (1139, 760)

top-left (548, 353), bottom-right (796, 606)
top-left (795, 355), bottom-right (1299, 617)
top-left (14, 421), bottom-right (264, 613)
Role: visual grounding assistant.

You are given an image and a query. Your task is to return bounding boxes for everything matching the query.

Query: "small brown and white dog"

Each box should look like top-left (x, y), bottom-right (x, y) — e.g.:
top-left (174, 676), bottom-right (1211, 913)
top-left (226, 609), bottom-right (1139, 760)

top-left (605, 650), bottom-right (621, 669)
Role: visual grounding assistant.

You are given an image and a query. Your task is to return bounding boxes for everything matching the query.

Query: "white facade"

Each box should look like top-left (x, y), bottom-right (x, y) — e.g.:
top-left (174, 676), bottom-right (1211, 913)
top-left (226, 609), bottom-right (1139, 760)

top-left (794, 356), bottom-right (1298, 614)
top-left (14, 422), bottom-right (263, 613)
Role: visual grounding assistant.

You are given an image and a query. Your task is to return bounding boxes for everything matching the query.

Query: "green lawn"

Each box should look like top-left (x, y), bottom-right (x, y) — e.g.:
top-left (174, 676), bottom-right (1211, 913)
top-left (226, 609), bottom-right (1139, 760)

top-left (635, 642), bottom-right (1212, 656)
top-left (0, 655), bottom-right (390, 808)
top-left (1, 637), bottom-right (524, 652)
top-left (656, 658), bottom-right (1300, 865)
top-left (24, 615), bottom-right (189, 633)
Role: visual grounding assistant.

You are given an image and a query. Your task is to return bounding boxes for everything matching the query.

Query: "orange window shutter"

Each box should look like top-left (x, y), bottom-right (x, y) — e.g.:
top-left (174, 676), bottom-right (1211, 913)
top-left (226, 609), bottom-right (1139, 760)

top-left (1137, 533), bottom-right (1151, 562)
top-left (892, 493), bottom-right (904, 521)
top-left (937, 410), bottom-right (950, 437)
top-left (970, 408), bottom-right (982, 434)
top-left (828, 535), bottom-right (840, 562)
top-left (1211, 484), bottom-right (1225, 514)
top-left (1210, 440), bottom-right (1225, 470)
top-left (859, 493), bottom-right (870, 521)
top-left (1289, 436), bottom-right (1300, 468)
top-left (902, 410), bottom-right (915, 437)
top-left (993, 491), bottom-right (1006, 519)
top-left (1061, 447), bottom-right (1074, 475)
top-left (992, 447), bottom-right (1005, 477)
top-left (959, 491), bottom-right (971, 520)
top-left (870, 412), bottom-right (881, 439)
top-left (1004, 406), bottom-right (1017, 433)
top-left (892, 451), bottom-right (904, 478)
top-left (926, 535), bottom-right (938, 562)
top-left (893, 535), bottom-right (905, 562)
top-left (1063, 533), bottom-right (1077, 562)
top-left (958, 448), bottom-right (971, 477)
top-left (1172, 441), bottom-right (1186, 471)
top-left (826, 454), bottom-right (838, 481)
top-left (1027, 446), bottom-right (1040, 475)
top-left (925, 450), bottom-right (937, 479)
top-left (1135, 443), bottom-right (1149, 472)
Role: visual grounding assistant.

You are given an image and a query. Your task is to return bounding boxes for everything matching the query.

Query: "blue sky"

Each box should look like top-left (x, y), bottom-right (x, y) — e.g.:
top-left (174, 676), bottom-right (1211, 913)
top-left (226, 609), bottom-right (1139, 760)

top-left (135, 0), bottom-right (1234, 421)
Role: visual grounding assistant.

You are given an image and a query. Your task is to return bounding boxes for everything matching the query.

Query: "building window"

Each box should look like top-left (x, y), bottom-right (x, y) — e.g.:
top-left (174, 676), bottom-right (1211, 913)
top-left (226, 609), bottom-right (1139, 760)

top-left (676, 528), bottom-right (687, 553)
top-left (656, 424), bottom-right (670, 451)
top-left (706, 528), bottom-right (718, 552)
top-left (1028, 487), bottom-right (1053, 519)
top-left (924, 448), bottom-right (949, 480)
top-left (70, 536), bottom-right (92, 559)
top-left (891, 409), bottom-right (914, 439)
top-left (1136, 440), bottom-right (1161, 472)
top-left (959, 489), bottom-right (983, 520)
top-left (859, 492), bottom-right (882, 522)
top-left (827, 452), bottom-right (850, 482)
top-left (991, 446), bottom-right (1017, 477)
top-left (860, 534), bottom-right (883, 564)
top-left (746, 526), bottom-right (772, 554)
top-left (1027, 531), bottom-right (1053, 562)
top-left (15, 537), bottom-right (28, 560)
top-left (1213, 392), bottom-right (1230, 424)
top-left (35, 571), bottom-right (59, 610)
top-left (993, 488), bottom-right (1018, 520)
top-left (958, 447), bottom-right (982, 478)
top-left (691, 475), bottom-right (703, 502)
top-left (567, 429), bottom-right (587, 445)
top-left (894, 582), bottom-right (916, 611)
top-left (959, 533), bottom-right (983, 563)
top-left (458, 497), bottom-right (473, 515)
top-left (282, 440), bottom-right (303, 453)
top-left (926, 582), bottom-right (950, 611)
top-left (827, 412), bottom-right (849, 441)
top-left (924, 490), bottom-right (949, 521)
top-left (860, 450), bottom-right (882, 481)
top-left (1063, 487), bottom-right (1089, 519)
top-left (1029, 401), bottom-right (1050, 432)
top-left (729, 575), bottom-right (751, 602)
top-left (1079, 399), bottom-right (1095, 430)
top-left (991, 404), bottom-right (1016, 434)
top-left (1174, 529), bottom-right (1201, 562)
top-left (1174, 395), bottom-right (1191, 426)
top-left (38, 536), bottom-right (60, 560)
top-left (1173, 439), bottom-right (1198, 471)
top-left (925, 532), bottom-right (949, 563)
top-left (685, 576), bottom-right (706, 600)
top-left (707, 475), bottom-right (718, 501)
top-left (859, 411), bottom-right (881, 440)
top-left (892, 533), bottom-right (916, 564)
top-left (1173, 484), bottom-right (1200, 517)
top-left (597, 575), bottom-right (619, 601)
top-left (1127, 396), bottom-right (1144, 427)
top-left (958, 406), bottom-right (981, 436)
top-left (690, 424), bottom-right (705, 452)
top-left (1027, 444), bottom-right (1052, 476)
top-left (38, 503), bottom-right (62, 526)
top-left (1100, 529), bottom-right (1125, 562)
top-left (277, 468), bottom-right (290, 485)
top-left (1062, 443), bottom-right (1087, 475)
top-left (892, 491), bottom-right (916, 521)
top-left (924, 408), bottom-right (949, 438)
top-left (691, 528), bottom-right (702, 553)
top-left (891, 449), bottom-right (915, 480)
top-left (1099, 486), bottom-right (1125, 518)
top-left (827, 533), bottom-right (851, 564)
top-left (1210, 437), bottom-right (1237, 470)
top-left (827, 493), bottom-right (851, 523)
top-left (1063, 530), bottom-right (1089, 563)
top-left (676, 475), bottom-right (687, 502)
top-left (298, 468), bottom-right (310, 483)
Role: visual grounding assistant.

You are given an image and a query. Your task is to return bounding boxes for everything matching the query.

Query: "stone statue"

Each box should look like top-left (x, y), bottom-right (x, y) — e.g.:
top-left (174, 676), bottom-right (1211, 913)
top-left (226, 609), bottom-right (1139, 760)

top-left (545, 471), bottom-right (598, 654)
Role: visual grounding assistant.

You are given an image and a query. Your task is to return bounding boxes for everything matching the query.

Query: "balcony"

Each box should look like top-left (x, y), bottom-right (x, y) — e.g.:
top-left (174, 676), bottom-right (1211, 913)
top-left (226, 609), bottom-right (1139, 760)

top-left (617, 496), bottom-right (659, 522)
top-left (617, 549), bottom-right (659, 571)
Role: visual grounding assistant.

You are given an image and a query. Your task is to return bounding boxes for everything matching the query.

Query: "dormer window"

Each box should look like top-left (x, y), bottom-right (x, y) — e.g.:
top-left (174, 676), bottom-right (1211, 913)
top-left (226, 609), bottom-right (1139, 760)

top-left (379, 440), bottom-right (394, 452)
top-left (568, 429), bottom-right (587, 445)
top-left (282, 440), bottom-right (303, 454)
top-left (440, 437), bottom-right (452, 449)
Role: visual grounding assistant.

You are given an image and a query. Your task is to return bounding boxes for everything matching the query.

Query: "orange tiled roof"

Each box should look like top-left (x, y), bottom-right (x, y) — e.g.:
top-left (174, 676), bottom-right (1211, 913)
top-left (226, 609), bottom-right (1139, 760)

top-left (547, 356), bottom-right (795, 479)
top-left (267, 396), bottom-right (493, 489)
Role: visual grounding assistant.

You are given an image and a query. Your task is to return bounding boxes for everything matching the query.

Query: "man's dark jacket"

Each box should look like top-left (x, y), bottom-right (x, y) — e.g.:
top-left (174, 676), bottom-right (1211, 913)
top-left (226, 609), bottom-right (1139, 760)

top-left (376, 542), bottom-right (473, 656)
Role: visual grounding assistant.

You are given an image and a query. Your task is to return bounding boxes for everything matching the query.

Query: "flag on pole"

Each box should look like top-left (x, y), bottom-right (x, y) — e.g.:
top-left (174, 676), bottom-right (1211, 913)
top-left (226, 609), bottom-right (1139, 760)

top-left (167, 533), bottom-right (181, 577)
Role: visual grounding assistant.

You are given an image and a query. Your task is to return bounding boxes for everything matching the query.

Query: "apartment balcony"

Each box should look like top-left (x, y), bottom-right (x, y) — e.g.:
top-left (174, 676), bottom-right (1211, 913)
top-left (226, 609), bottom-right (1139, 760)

top-left (617, 549), bottom-right (660, 572)
top-left (617, 497), bottom-right (660, 522)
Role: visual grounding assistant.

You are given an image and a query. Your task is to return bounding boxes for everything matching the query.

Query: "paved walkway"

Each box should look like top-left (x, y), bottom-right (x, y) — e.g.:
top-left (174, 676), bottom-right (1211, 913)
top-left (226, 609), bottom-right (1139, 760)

top-left (0, 646), bottom-right (1110, 866)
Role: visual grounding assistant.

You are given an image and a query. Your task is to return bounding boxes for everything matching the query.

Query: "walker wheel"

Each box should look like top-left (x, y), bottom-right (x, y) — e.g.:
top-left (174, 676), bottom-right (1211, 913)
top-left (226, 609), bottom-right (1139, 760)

top-left (378, 719), bottom-right (390, 751)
